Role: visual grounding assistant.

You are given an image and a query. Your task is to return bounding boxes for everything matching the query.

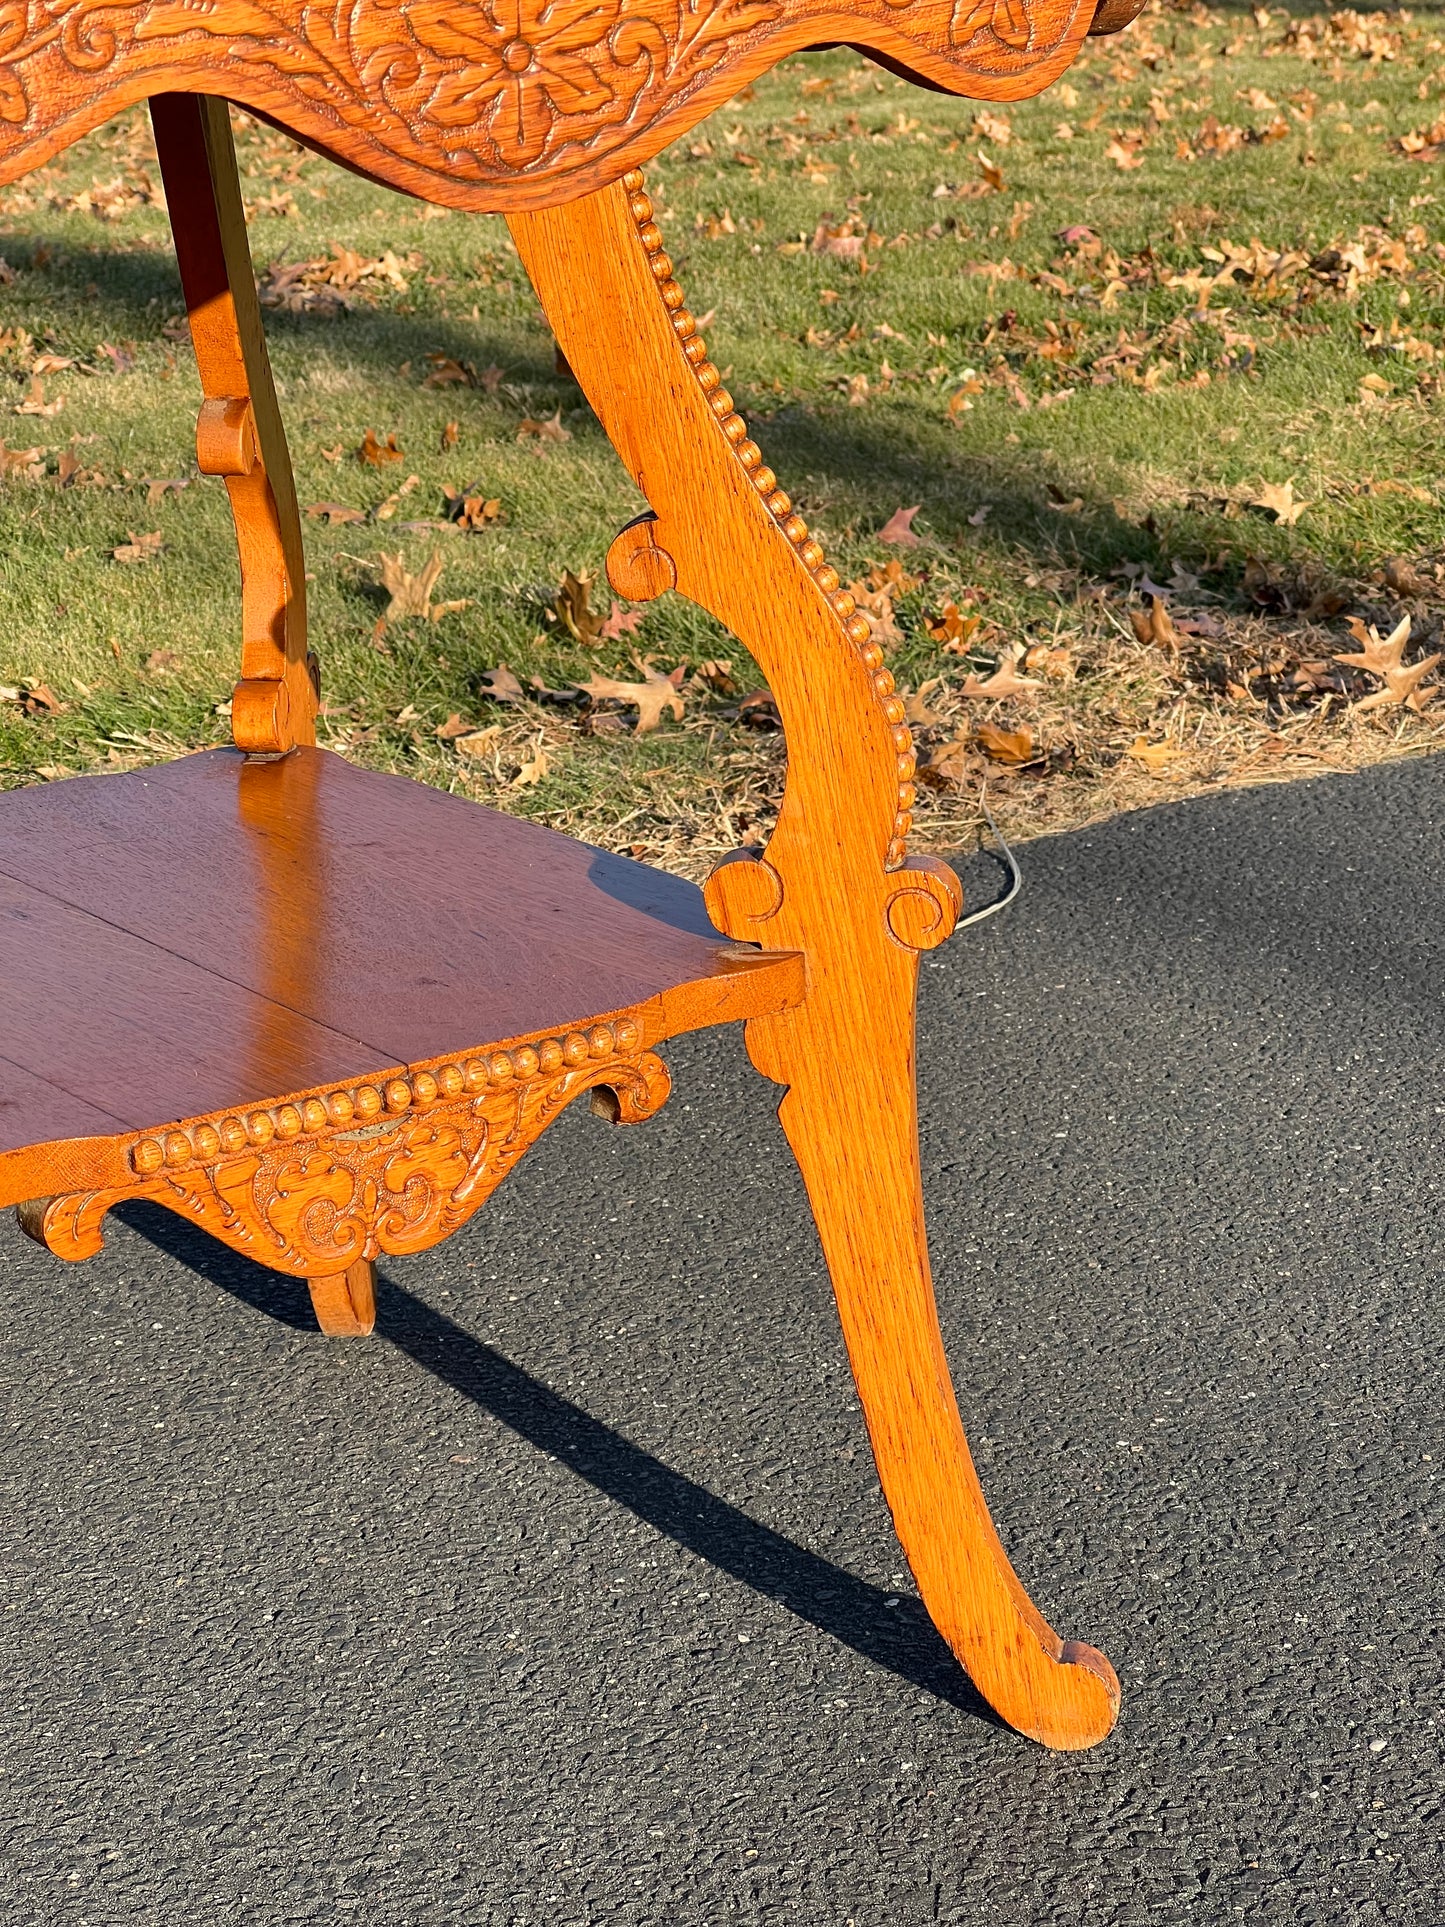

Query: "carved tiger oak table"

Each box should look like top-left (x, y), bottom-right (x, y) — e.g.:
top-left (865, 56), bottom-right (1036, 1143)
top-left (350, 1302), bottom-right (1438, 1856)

top-left (0, 0), bottom-right (1144, 1749)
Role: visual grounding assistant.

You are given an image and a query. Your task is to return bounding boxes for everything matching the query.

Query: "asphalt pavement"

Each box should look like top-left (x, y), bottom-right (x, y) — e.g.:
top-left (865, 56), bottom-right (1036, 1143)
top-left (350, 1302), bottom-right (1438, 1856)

top-left (1, 754), bottom-right (1442, 1926)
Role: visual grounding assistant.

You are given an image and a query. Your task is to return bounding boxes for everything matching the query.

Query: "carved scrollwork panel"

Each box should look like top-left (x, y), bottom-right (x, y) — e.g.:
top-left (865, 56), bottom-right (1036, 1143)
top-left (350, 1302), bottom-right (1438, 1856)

top-left (23, 1029), bottom-right (671, 1278)
top-left (0, 0), bottom-right (1097, 207)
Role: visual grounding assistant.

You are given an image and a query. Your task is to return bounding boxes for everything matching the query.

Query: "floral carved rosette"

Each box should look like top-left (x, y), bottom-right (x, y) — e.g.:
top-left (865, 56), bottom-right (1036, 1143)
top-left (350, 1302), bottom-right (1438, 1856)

top-left (0, 0), bottom-right (1096, 205)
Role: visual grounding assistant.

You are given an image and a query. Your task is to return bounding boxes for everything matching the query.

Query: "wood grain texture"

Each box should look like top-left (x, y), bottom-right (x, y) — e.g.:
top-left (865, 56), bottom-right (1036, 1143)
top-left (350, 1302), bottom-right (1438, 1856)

top-left (510, 174), bottom-right (1119, 1750)
top-left (0, 0), bottom-right (1106, 210)
top-left (150, 92), bottom-right (315, 754)
top-left (0, 748), bottom-right (802, 1205)
top-left (307, 1258), bottom-right (377, 1336)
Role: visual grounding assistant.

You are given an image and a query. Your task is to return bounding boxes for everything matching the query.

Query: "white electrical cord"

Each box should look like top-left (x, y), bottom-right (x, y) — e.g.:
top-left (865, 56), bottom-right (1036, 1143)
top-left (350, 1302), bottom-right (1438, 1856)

top-left (954, 787), bottom-right (1022, 932)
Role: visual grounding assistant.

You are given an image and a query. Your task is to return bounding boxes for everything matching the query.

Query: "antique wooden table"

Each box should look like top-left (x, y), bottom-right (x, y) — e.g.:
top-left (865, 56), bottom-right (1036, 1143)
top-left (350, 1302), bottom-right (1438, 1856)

top-left (0, 0), bottom-right (1143, 1750)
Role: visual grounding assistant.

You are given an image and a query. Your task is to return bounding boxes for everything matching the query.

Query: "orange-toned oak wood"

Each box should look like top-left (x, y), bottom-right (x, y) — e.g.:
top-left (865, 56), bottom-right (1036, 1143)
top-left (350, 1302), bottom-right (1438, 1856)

top-left (0, 0), bottom-right (1136, 212)
top-left (149, 92), bottom-right (315, 753)
top-left (307, 1259), bottom-right (377, 1338)
top-left (508, 175), bottom-right (1118, 1751)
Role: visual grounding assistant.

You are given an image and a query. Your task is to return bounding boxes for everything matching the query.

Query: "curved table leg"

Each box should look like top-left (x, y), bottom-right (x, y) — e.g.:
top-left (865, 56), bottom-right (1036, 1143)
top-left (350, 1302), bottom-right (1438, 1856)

top-left (509, 176), bottom-right (1119, 1750)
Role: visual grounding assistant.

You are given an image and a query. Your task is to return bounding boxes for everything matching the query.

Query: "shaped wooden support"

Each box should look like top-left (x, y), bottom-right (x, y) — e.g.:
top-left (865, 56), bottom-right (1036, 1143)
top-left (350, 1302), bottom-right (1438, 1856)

top-left (149, 93), bottom-right (316, 753)
top-left (509, 175), bottom-right (1119, 1751)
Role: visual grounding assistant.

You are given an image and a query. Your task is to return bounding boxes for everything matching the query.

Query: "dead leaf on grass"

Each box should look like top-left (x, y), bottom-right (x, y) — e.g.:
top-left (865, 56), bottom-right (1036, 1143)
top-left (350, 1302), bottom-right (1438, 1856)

top-left (307, 501), bottom-right (367, 525)
top-left (1335, 613), bottom-right (1442, 712)
top-left (517, 410), bottom-right (571, 444)
top-left (376, 550), bottom-right (468, 622)
top-left (925, 600), bottom-right (982, 653)
top-left (14, 376), bottom-right (63, 417)
top-left (877, 504), bottom-right (922, 547)
top-left (112, 529), bottom-right (164, 563)
top-left (455, 725), bottom-right (503, 758)
top-left (737, 688), bottom-right (783, 730)
top-left (1126, 734), bottom-right (1176, 771)
top-left (372, 474), bottom-right (421, 522)
top-left (974, 722), bottom-right (1035, 764)
top-left (12, 680), bottom-right (65, 715)
top-left (440, 419), bottom-right (459, 450)
top-left (579, 663), bottom-right (685, 735)
top-left (548, 568), bottom-right (604, 646)
top-left (917, 735), bottom-right (977, 788)
top-left (960, 647), bottom-right (1039, 700)
top-left (510, 744), bottom-right (552, 788)
top-left (481, 664), bottom-right (525, 704)
top-left (144, 477), bottom-right (188, 506)
top-left (358, 428), bottom-right (404, 466)
top-left (600, 599), bottom-right (644, 640)
top-left (1249, 479), bottom-right (1309, 525)
top-left (442, 484), bottom-right (502, 530)
top-left (1129, 593), bottom-right (1179, 650)
top-left (143, 648), bottom-right (180, 674)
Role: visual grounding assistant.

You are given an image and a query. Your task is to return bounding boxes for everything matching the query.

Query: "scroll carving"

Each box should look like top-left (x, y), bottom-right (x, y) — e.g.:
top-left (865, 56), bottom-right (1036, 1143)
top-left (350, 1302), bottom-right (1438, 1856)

top-left (22, 1023), bottom-right (670, 1278)
top-left (0, 0), bottom-right (1098, 208)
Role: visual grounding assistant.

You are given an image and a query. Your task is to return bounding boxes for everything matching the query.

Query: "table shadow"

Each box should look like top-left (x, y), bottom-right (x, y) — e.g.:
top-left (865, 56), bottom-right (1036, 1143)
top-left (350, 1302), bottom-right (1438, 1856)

top-left (115, 1199), bottom-right (1003, 1732)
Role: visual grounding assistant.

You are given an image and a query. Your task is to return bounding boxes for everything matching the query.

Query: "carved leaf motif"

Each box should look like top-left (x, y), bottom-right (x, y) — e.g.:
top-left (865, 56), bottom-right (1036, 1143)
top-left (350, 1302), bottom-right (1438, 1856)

top-left (27, 1048), bottom-right (672, 1279)
top-left (133, 0), bottom-right (286, 40)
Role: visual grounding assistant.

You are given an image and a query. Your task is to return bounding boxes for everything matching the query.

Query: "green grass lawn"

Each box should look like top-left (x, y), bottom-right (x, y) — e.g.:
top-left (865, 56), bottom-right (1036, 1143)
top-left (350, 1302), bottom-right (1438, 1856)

top-left (3, 1), bottom-right (1444, 871)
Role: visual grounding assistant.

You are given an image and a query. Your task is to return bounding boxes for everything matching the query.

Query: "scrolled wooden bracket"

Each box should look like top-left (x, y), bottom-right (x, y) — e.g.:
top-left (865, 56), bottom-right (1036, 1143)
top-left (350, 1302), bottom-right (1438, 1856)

top-left (884, 856), bottom-right (964, 952)
top-left (702, 848), bottom-right (785, 939)
top-left (19, 1023), bottom-right (671, 1280)
top-left (606, 511), bottom-right (677, 602)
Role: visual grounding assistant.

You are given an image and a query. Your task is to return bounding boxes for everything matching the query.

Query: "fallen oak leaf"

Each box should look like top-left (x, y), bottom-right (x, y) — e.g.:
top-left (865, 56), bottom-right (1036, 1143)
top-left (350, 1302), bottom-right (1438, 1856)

top-left (877, 504), bottom-right (923, 547)
top-left (600, 599), bottom-right (644, 640)
top-left (1249, 479), bottom-right (1309, 526)
top-left (509, 744), bottom-right (552, 789)
top-left (517, 410), bottom-right (571, 444)
top-left (1335, 612), bottom-right (1442, 712)
top-left (421, 353), bottom-right (475, 388)
top-left (144, 477), bottom-right (188, 507)
top-left (307, 501), bottom-right (367, 525)
top-left (924, 600), bottom-right (980, 650)
top-left (15, 680), bottom-right (65, 715)
top-left (455, 724), bottom-right (503, 758)
top-left (480, 663), bottom-right (525, 704)
top-left (974, 722), bottom-right (1034, 764)
top-left (434, 711), bottom-right (475, 739)
top-left (917, 734), bottom-right (977, 789)
top-left (547, 568), bottom-right (604, 646)
top-left (14, 376), bottom-right (63, 417)
top-left (736, 688), bottom-right (782, 730)
top-left (376, 549), bottom-right (459, 621)
top-left (1126, 734), bottom-right (1175, 771)
top-left (579, 663), bottom-right (685, 735)
top-left (1128, 593), bottom-right (1179, 650)
top-left (442, 483), bottom-right (502, 530)
top-left (358, 427), bottom-right (404, 466)
top-left (112, 529), bottom-right (164, 563)
top-left (374, 473), bottom-right (422, 521)
top-left (960, 647), bottom-right (1039, 700)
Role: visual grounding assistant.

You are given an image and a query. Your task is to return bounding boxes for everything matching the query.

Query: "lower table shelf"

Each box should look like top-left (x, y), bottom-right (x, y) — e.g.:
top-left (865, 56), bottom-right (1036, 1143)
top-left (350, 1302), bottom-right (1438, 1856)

top-left (0, 746), bottom-right (802, 1217)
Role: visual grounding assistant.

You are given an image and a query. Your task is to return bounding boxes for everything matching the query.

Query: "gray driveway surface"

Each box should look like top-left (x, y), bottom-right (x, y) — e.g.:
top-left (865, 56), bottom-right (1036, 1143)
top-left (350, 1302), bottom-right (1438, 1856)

top-left (1, 755), bottom-right (1441, 1925)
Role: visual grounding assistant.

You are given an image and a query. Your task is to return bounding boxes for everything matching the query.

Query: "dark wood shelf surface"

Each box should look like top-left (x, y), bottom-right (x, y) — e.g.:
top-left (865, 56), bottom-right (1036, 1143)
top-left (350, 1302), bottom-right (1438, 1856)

top-left (0, 748), bottom-right (800, 1166)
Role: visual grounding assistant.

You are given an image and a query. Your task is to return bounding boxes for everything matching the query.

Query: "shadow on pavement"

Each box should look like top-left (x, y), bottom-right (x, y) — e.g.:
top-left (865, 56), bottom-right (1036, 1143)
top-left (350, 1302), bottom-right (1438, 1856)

top-left (116, 1197), bottom-right (1003, 1732)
